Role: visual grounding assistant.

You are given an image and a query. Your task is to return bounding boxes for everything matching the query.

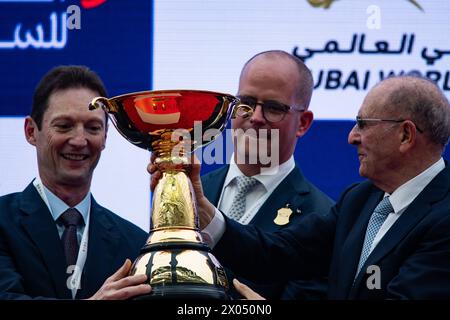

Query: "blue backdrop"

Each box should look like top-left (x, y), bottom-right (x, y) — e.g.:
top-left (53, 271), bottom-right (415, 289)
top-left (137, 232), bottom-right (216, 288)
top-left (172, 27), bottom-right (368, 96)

top-left (0, 0), bottom-right (152, 116)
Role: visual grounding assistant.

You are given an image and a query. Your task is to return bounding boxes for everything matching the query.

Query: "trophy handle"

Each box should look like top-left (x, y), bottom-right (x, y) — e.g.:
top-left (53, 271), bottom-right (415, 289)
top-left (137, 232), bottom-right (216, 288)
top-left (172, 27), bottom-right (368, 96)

top-left (89, 96), bottom-right (117, 113)
top-left (90, 96), bottom-right (152, 148)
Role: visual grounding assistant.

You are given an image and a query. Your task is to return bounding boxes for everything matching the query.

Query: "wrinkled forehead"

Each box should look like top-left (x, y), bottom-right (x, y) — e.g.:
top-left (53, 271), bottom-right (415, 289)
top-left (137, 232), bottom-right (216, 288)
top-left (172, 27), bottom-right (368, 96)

top-left (44, 88), bottom-right (105, 122)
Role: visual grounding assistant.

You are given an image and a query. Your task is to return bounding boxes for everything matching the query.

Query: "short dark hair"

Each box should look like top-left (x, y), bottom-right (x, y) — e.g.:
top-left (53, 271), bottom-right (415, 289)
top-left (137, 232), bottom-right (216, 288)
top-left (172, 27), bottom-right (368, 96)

top-left (31, 65), bottom-right (108, 129)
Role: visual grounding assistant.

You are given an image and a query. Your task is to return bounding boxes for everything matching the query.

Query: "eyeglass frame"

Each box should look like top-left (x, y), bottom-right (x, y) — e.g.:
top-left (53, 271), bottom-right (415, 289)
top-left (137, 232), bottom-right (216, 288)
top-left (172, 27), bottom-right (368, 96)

top-left (355, 116), bottom-right (423, 133)
top-left (232, 95), bottom-right (305, 123)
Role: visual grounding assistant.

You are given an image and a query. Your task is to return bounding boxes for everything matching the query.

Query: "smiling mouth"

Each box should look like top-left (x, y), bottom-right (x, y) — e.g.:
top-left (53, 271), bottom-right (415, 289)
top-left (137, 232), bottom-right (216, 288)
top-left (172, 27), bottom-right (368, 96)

top-left (61, 153), bottom-right (89, 161)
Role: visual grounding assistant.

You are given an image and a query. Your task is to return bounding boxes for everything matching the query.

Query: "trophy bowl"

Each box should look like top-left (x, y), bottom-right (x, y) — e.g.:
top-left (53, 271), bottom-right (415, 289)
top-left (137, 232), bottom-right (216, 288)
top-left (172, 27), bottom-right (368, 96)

top-left (89, 90), bottom-right (240, 299)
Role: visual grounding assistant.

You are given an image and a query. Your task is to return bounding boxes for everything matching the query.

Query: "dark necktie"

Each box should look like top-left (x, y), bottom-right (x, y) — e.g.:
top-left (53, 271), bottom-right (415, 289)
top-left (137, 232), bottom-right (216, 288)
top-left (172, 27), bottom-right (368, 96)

top-left (59, 208), bottom-right (83, 267)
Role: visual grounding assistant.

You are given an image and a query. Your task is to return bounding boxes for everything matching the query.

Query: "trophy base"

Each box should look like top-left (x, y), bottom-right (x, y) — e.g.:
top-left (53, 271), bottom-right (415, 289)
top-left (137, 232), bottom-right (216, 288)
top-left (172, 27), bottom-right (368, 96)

top-left (130, 239), bottom-right (230, 300)
top-left (133, 284), bottom-right (229, 300)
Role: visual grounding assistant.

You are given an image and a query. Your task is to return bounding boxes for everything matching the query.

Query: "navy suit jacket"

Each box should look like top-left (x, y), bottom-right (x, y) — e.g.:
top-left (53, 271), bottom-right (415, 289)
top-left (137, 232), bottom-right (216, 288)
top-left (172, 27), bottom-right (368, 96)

top-left (214, 165), bottom-right (450, 299)
top-left (0, 182), bottom-right (148, 299)
top-left (202, 165), bottom-right (334, 299)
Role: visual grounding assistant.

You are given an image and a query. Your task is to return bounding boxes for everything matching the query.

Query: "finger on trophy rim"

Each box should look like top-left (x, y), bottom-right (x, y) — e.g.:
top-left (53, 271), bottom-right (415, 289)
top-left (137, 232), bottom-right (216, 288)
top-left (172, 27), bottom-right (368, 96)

top-left (147, 163), bottom-right (157, 174)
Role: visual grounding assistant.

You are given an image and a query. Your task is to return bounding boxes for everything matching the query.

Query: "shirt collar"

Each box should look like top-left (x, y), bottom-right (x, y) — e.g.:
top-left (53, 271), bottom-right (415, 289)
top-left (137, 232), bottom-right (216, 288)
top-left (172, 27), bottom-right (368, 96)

top-left (224, 154), bottom-right (295, 193)
top-left (42, 184), bottom-right (90, 225)
top-left (387, 158), bottom-right (445, 213)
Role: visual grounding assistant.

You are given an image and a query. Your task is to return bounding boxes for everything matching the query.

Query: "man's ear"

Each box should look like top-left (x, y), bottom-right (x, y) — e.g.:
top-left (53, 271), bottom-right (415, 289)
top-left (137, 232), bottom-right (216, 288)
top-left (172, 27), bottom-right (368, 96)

top-left (399, 120), bottom-right (416, 152)
top-left (296, 110), bottom-right (313, 138)
top-left (24, 116), bottom-right (38, 146)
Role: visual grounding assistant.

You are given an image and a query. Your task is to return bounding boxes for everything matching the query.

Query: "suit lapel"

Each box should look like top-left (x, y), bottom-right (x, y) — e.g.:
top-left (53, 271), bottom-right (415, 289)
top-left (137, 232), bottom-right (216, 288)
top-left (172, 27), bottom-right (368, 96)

top-left (19, 183), bottom-right (71, 299)
top-left (202, 166), bottom-right (229, 206)
top-left (250, 167), bottom-right (310, 232)
top-left (76, 199), bottom-right (119, 299)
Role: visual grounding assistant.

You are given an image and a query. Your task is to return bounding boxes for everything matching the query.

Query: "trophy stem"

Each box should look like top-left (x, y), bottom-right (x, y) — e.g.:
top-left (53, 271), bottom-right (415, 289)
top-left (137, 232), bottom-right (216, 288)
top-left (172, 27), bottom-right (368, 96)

top-left (150, 132), bottom-right (199, 233)
top-left (130, 134), bottom-right (229, 299)
top-left (148, 170), bottom-right (202, 241)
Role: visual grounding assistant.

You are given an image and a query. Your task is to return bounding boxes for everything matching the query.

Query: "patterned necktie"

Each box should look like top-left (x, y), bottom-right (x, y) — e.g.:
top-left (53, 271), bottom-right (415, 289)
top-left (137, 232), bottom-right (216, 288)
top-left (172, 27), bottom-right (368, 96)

top-left (228, 176), bottom-right (260, 221)
top-left (355, 196), bottom-right (393, 277)
top-left (59, 208), bottom-right (83, 267)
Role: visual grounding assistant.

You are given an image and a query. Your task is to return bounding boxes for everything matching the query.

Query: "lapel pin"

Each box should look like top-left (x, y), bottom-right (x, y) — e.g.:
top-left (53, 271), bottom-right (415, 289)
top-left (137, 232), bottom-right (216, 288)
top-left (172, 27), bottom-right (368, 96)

top-left (274, 205), bottom-right (293, 226)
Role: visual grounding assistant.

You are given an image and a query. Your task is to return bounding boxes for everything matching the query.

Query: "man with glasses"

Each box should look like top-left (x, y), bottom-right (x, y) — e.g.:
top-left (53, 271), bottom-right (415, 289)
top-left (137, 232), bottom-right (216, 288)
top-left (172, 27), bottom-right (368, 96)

top-left (166, 75), bottom-right (450, 299)
top-left (201, 50), bottom-right (334, 299)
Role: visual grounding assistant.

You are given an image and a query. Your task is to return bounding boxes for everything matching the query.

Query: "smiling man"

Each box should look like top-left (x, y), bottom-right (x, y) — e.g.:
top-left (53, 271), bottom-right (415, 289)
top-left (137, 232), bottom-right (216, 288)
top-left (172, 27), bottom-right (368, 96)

top-left (27, 87), bottom-right (105, 204)
top-left (0, 66), bottom-right (151, 300)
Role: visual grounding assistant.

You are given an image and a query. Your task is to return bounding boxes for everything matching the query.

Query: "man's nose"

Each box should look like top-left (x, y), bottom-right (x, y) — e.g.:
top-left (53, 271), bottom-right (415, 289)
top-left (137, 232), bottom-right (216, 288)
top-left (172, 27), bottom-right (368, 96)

top-left (348, 125), bottom-right (360, 145)
top-left (69, 127), bottom-right (88, 147)
top-left (249, 105), bottom-right (266, 125)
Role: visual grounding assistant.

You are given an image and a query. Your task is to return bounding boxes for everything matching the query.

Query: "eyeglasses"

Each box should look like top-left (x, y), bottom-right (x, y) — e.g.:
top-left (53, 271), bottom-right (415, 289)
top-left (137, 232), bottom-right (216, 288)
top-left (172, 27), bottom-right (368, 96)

top-left (232, 95), bottom-right (304, 123)
top-left (355, 116), bottom-right (423, 133)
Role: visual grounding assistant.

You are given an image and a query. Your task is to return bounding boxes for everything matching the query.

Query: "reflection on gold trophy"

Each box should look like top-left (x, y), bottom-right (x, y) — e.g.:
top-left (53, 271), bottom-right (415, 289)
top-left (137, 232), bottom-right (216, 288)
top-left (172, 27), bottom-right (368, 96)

top-left (89, 90), bottom-right (239, 299)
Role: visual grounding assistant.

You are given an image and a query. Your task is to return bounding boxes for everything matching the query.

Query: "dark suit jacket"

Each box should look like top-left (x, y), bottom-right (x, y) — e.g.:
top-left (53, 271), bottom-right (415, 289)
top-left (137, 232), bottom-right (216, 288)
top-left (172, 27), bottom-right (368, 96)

top-left (214, 165), bottom-right (450, 299)
top-left (0, 182), bottom-right (148, 300)
top-left (202, 165), bottom-right (334, 299)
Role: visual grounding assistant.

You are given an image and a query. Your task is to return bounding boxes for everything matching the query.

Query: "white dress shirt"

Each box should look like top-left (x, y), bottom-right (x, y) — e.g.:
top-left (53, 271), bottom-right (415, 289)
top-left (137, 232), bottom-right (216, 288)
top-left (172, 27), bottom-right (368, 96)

top-left (218, 154), bottom-right (295, 224)
top-left (202, 155), bottom-right (295, 247)
top-left (42, 184), bottom-right (90, 245)
top-left (369, 158), bottom-right (445, 254)
top-left (33, 178), bottom-right (91, 244)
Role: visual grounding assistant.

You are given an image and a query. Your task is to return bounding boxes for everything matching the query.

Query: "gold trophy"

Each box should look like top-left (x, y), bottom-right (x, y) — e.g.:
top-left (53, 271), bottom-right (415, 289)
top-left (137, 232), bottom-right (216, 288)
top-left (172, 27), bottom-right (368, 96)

top-left (89, 90), bottom-right (239, 299)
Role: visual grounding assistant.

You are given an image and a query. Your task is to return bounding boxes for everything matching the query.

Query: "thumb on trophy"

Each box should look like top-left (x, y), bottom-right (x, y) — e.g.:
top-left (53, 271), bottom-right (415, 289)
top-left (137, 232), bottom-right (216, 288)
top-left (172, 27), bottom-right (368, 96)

top-left (186, 153), bottom-right (216, 229)
top-left (147, 152), bottom-right (202, 195)
top-left (148, 153), bottom-right (161, 193)
top-left (233, 279), bottom-right (266, 300)
top-left (185, 152), bottom-right (203, 196)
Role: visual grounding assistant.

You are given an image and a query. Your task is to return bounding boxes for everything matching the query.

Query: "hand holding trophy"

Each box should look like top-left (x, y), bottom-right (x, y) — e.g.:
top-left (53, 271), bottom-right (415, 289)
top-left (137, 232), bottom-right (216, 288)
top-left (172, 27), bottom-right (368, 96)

top-left (89, 90), bottom-right (239, 299)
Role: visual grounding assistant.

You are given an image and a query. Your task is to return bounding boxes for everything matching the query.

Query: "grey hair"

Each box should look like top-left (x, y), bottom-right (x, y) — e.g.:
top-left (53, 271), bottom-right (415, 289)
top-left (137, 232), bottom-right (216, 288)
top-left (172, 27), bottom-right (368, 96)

top-left (382, 76), bottom-right (450, 148)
